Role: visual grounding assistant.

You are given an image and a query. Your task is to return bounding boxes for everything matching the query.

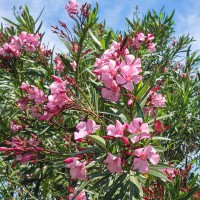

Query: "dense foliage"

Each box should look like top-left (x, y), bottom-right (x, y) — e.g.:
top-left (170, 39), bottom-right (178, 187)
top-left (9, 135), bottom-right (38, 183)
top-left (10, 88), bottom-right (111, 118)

top-left (0, 1), bottom-right (199, 199)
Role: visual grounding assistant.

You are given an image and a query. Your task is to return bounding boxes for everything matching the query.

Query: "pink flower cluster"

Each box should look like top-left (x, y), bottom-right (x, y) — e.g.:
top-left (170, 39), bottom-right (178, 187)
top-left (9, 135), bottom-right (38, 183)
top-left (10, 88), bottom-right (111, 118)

top-left (104, 146), bottom-right (159, 174)
top-left (94, 41), bottom-right (143, 102)
top-left (0, 31), bottom-right (40, 57)
top-left (104, 118), bottom-right (160, 174)
top-left (64, 157), bottom-right (88, 180)
top-left (65, 0), bottom-right (79, 15)
top-left (106, 118), bottom-right (150, 144)
top-left (132, 32), bottom-right (156, 52)
top-left (0, 135), bottom-right (42, 165)
top-left (53, 55), bottom-right (65, 73)
top-left (74, 119), bottom-right (100, 140)
top-left (17, 81), bottom-right (47, 118)
top-left (39, 76), bottom-right (72, 121)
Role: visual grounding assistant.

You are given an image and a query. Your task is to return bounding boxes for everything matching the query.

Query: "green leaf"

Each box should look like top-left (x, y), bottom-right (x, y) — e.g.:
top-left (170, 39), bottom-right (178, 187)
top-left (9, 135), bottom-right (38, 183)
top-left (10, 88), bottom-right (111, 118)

top-left (104, 173), bottom-right (127, 199)
top-left (151, 136), bottom-right (171, 141)
top-left (89, 135), bottom-right (106, 149)
top-left (135, 101), bottom-right (144, 120)
top-left (136, 80), bottom-right (150, 100)
top-left (105, 31), bottom-right (112, 49)
top-left (147, 167), bottom-right (171, 181)
top-left (153, 146), bottom-right (168, 152)
top-left (88, 29), bottom-right (102, 48)
top-left (129, 171), bottom-right (143, 199)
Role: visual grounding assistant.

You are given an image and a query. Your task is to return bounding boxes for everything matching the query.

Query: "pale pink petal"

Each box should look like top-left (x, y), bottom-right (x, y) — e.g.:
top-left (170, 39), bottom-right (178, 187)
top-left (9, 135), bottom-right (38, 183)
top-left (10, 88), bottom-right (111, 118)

top-left (110, 90), bottom-right (120, 102)
top-left (120, 65), bottom-right (130, 76)
top-left (139, 133), bottom-right (151, 140)
top-left (148, 153), bottom-right (160, 165)
top-left (132, 75), bottom-right (143, 84)
top-left (102, 88), bottom-right (112, 98)
top-left (124, 82), bottom-right (134, 91)
top-left (132, 58), bottom-right (141, 69)
top-left (134, 148), bottom-right (144, 157)
top-left (143, 145), bottom-right (154, 155)
top-left (116, 74), bottom-right (126, 84)
top-left (130, 136), bottom-right (140, 144)
top-left (106, 125), bottom-right (116, 136)
top-left (140, 123), bottom-right (149, 133)
top-left (74, 130), bottom-right (88, 140)
top-left (76, 121), bottom-right (87, 131)
top-left (125, 54), bottom-right (135, 65)
top-left (138, 160), bottom-right (149, 173)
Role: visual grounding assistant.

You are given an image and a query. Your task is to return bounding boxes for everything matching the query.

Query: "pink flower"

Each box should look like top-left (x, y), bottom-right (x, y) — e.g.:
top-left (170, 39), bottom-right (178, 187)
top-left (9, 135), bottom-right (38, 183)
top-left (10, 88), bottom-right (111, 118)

top-left (116, 65), bottom-right (142, 91)
top-left (65, 157), bottom-right (88, 180)
top-left (100, 60), bottom-right (119, 77)
top-left (65, 0), bottom-right (79, 15)
top-left (69, 188), bottom-right (87, 200)
top-left (16, 99), bottom-right (28, 111)
top-left (146, 33), bottom-right (155, 42)
top-left (101, 75), bottom-right (120, 102)
top-left (29, 86), bottom-right (46, 104)
top-left (180, 73), bottom-right (187, 78)
top-left (148, 43), bottom-right (156, 53)
top-left (20, 81), bottom-right (30, 92)
top-left (10, 36), bottom-right (23, 50)
top-left (133, 145), bottom-right (160, 173)
top-left (151, 93), bottom-right (166, 107)
top-left (53, 56), bottom-right (64, 73)
top-left (104, 153), bottom-right (123, 174)
top-left (50, 76), bottom-right (67, 94)
top-left (128, 118), bottom-right (151, 143)
top-left (106, 120), bottom-right (126, 138)
top-left (116, 55), bottom-right (142, 91)
top-left (74, 119), bottom-right (100, 140)
top-left (161, 168), bottom-right (175, 178)
top-left (136, 32), bottom-right (145, 42)
top-left (164, 67), bottom-right (168, 72)
top-left (47, 93), bottom-right (70, 109)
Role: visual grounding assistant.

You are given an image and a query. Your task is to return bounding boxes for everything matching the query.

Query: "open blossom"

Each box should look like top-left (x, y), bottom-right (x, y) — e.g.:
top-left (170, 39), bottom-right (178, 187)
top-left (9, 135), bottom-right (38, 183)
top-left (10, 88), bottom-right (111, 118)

top-left (151, 93), bottom-right (166, 107)
top-left (128, 118), bottom-right (151, 143)
top-left (106, 120), bottom-right (126, 138)
top-left (74, 119), bottom-right (100, 140)
top-left (69, 188), bottom-right (87, 200)
top-left (101, 81), bottom-right (120, 103)
top-left (50, 75), bottom-right (67, 94)
top-left (29, 86), bottom-right (46, 104)
top-left (65, 0), bottom-right (79, 15)
top-left (133, 145), bottom-right (160, 173)
top-left (104, 153), bottom-right (123, 174)
top-left (65, 157), bottom-right (88, 180)
top-left (116, 64), bottom-right (142, 91)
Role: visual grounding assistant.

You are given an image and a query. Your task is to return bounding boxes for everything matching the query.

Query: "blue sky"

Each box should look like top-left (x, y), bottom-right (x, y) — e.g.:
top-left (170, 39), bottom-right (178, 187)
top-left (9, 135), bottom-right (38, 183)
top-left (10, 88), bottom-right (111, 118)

top-left (0, 0), bottom-right (200, 52)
